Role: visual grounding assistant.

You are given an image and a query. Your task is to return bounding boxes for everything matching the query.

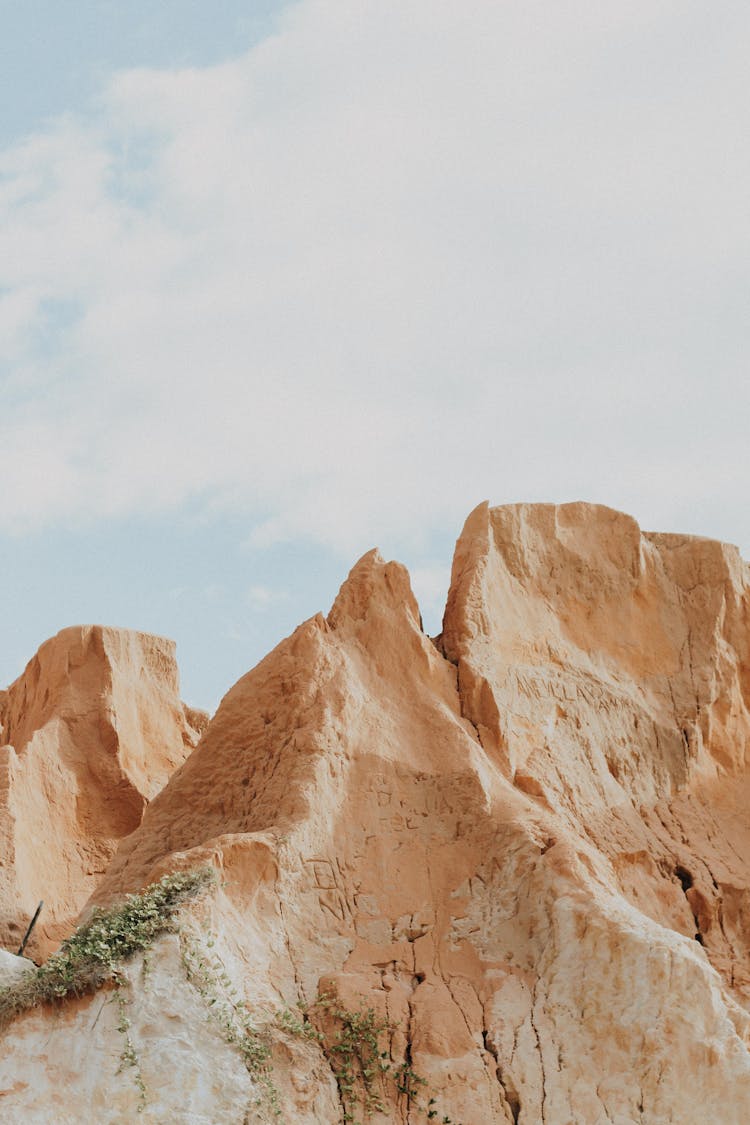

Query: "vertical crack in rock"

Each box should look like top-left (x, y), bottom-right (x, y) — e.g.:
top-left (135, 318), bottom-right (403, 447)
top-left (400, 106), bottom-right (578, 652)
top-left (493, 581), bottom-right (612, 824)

top-left (685, 624), bottom-right (701, 717)
top-left (404, 989), bottom-right (418, 1125)
top-left (482, 1023), bottom-right (521, 1124)
top-left (434, 632), bottom-right (487, 751)
top-left (275, 864), bottom-right (304, 999)
top-left (529, 999), bottom-right (547, 1125)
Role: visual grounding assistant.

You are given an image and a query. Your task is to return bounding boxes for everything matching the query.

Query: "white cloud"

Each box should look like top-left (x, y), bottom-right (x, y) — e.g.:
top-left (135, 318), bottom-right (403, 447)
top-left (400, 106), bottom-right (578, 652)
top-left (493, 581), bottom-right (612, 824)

top-left (1, 0), bottom-right (750, 555)
top-left (246, 584), bottom-right (288, 611)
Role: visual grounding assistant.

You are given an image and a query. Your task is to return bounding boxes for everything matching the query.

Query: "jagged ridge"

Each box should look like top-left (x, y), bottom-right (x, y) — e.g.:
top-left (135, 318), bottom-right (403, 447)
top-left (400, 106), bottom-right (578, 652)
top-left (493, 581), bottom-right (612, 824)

top-left (2, 503), bottom-right (750, 1124)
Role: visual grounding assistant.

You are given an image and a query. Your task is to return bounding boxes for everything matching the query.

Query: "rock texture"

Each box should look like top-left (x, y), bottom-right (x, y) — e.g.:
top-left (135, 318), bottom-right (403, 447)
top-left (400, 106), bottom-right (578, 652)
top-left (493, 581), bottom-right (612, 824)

top-left (0, 950), bottom-right (34, 990)
top-left (441, 503), bottom-right (750, 996)
top-left (2, 503), bottom-right (750, 1124)
top-left (0, 626), bottom-right (207, 959)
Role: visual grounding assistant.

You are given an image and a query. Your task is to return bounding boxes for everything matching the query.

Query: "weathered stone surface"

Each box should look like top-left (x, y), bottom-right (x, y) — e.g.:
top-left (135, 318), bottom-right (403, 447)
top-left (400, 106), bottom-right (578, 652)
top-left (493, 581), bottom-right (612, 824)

top-left (0, 931), bottom-right (341, 1125)
top-left (0, 949), bottom-right (34, 990)
top-left (441, 502), bottom-right (750, 998)
top-left (0, 626), bottom-right (206, 959)
top-left (2, 504), bottom-right (750, 1123)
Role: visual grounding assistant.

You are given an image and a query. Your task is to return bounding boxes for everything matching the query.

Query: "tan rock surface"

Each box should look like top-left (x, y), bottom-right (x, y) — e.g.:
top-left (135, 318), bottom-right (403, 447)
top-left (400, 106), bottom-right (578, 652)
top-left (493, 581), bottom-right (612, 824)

top-left (0, 626), bottom-right (206, 959)
top-left (441, 503), bottom-right (750, 996)
top-left (2, 504), bottom-right (750, 1123)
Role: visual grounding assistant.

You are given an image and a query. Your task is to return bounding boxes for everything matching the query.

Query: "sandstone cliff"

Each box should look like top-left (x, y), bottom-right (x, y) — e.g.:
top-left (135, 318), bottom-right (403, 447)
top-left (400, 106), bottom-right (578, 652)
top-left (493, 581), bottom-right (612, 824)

top-left (1, 504), bottom-right (750, 1124)
top-left (0, 626), bottom-right (207, 959)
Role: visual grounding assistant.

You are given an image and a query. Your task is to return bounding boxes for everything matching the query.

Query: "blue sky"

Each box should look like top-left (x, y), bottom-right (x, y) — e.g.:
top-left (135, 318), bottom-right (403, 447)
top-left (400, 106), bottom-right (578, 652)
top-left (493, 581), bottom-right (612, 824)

top-left (2, 1), bottom-right (749, 711)
top-left (0, 2), bottom-right (286, 142)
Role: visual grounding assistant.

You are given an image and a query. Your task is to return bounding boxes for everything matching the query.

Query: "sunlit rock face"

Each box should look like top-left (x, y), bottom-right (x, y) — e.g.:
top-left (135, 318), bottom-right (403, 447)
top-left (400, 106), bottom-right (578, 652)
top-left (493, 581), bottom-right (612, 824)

top-left (2, 503), bottom-right (750, 1124)
top-left (442, 503), bottom-right (750, 990)
top-left (0, 626), bottom-right (207, 959)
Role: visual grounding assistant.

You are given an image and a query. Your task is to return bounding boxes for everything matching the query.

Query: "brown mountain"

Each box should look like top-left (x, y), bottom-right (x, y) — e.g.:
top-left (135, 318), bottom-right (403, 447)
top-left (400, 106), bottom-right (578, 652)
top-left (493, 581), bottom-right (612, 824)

top-left (1, 503), bottom-right (750, 1123)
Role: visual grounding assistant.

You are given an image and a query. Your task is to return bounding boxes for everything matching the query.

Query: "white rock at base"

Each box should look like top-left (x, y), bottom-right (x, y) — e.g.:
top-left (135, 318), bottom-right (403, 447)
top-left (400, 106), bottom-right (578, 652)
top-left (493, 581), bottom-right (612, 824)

top-left (0, 949), bottom-right (35, 989)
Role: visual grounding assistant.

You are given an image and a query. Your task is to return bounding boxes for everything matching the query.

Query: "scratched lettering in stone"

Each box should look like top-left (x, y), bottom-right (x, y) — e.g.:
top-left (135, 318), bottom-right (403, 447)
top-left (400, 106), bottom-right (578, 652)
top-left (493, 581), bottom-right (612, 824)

top-left (507, 668), bottom-right (624, 720)
top-left (304, 856), bottom-right (357, 922)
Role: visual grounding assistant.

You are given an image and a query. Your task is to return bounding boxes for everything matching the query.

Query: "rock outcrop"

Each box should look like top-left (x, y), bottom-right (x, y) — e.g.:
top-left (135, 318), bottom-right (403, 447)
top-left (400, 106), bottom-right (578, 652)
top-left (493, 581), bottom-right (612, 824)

top-left (1, 503), bottom-right (750, 1124)
top-left (441, 503), bottom-right (750, 997)
top-left (0, 626), bottom-right (207, 959)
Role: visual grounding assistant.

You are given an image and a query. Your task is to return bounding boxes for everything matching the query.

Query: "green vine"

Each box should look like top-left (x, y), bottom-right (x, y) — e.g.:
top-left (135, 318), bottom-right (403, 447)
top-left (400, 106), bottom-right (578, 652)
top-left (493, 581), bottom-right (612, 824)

top-left (0, 867), bottom-right (217, 1115)
top-left (180, 929), bottom-right (281, 1119)
top-left (0, 869), bottom-right (463, 1125)
top-left (113, 983), bottom-right (147, 1113)
top-left (279, 993), bottom-right (462, 1125)
top-left (0, 866), bottom-right (217, 1031)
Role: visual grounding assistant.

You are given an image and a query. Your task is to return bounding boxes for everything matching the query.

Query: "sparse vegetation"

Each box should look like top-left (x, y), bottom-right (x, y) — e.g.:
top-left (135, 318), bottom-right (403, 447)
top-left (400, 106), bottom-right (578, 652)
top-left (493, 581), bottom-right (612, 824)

top-left (314, 993), bottom-right (391, 1122)
top-left (0, 872), bottom-right (461, 1124)
top-left (180, 927), bottom-right (281, 1119)
top-left (0, 866), bottom-right (216, 1031)
top-left (280, 991), bottom-right (461, 1125)
top-left (114, 984), bottom-right (147, 1112)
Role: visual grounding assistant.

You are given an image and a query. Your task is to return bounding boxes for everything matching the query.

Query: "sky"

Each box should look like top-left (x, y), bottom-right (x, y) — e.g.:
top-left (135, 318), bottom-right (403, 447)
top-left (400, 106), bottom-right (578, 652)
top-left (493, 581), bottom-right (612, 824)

top-left (1, 0), bottom-right (749, 712)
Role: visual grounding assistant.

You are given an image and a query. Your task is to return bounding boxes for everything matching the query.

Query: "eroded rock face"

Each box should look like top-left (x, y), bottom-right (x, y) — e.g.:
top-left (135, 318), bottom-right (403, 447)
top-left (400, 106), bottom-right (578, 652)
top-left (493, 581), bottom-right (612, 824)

top-left (441, 503), bottom-right (750, 997)
top-left (0, 626), bottom-right (207, 959)
top-left (2, 505), bottom-right (750, 1124)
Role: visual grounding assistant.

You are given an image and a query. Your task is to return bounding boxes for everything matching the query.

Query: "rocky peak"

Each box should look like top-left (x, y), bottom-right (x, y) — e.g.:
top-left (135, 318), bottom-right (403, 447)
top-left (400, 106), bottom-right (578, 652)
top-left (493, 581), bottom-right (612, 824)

top-left (0, 625), bottom-right (206, 958)
top-left (2, 505), bottom-right (750, 1124)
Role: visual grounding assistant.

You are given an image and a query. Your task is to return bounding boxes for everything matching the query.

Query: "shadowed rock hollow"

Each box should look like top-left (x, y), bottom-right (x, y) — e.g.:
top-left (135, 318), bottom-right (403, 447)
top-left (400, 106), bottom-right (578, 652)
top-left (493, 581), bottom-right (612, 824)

top-left (2, 502), bottom-right (750, 1124)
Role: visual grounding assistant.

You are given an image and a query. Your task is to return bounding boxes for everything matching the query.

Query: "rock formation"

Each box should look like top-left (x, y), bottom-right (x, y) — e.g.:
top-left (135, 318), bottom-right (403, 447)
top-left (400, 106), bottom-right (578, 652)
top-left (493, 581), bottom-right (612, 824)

top-left (1, 503), bottom-right (750, 1124)
top-left (0, 626), bottom-right (207, 959)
